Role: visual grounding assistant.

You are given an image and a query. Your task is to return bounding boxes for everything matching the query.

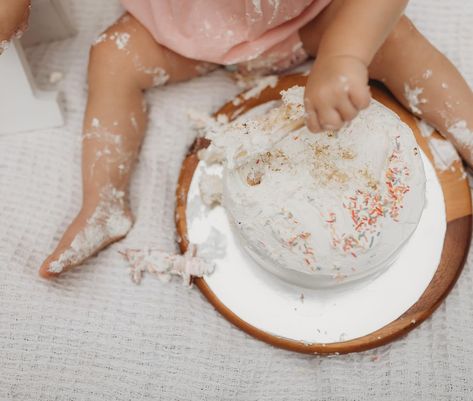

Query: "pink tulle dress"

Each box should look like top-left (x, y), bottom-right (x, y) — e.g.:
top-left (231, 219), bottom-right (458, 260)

top-left (121, 0), bottom-right (331, 73)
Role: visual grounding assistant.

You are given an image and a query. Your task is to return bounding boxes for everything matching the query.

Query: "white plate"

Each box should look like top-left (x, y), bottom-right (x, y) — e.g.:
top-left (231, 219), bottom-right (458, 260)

top-left (187, 151), bottom-right (445, 345)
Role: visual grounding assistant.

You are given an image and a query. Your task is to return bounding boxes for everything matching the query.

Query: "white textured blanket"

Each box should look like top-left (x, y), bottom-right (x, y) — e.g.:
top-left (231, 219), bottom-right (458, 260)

top-left (0, 0), bottom-right (472, 400)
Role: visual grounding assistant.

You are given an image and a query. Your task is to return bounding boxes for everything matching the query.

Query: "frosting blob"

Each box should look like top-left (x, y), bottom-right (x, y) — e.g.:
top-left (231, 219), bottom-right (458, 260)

top-left (221, 87), bottom-right (426, 288)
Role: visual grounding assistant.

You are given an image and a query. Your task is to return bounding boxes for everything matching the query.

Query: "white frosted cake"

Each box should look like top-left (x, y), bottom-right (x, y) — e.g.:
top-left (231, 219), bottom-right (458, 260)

top-left (202, 86), bottom-right (426, 288)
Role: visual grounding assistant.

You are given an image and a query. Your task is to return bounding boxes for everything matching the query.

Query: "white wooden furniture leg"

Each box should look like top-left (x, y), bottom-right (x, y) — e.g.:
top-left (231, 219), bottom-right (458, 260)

top-left (0, 40), bottom-right (63, 135)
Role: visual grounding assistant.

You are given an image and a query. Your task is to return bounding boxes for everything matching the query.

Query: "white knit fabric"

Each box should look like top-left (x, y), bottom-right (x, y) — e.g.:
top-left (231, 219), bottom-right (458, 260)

top-left (0, 0), bottom-right (472, 400)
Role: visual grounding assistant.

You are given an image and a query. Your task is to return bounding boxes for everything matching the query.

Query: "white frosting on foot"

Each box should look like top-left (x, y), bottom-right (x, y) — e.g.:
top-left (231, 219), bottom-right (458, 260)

top-left (47, 185), bottom-right (133, 273)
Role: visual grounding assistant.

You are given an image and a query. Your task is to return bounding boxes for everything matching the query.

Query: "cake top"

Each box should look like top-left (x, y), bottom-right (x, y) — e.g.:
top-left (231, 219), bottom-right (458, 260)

top-left (199, 85), bottom-right (426, 286)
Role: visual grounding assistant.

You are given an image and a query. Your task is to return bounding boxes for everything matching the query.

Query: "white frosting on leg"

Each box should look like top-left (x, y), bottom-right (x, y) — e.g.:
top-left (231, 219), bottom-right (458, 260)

top-left (448, 120), bottom-right (473, 151)
top-left (202, 86), bottom-right (305, 169)
top-left (404, 83), bottom-right (427, 114)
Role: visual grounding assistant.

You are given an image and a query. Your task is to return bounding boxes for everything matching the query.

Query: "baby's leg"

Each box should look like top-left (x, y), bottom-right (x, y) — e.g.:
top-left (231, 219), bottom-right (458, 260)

top-left (39, 14), bottom-right (216, 278)
top-left (369, 16), bottom-right (473, 165)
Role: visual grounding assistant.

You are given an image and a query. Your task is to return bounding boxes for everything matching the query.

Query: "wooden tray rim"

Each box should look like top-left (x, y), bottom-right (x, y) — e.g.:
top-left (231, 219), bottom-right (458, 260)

top-left (175, 74), bottom-right (472, 354)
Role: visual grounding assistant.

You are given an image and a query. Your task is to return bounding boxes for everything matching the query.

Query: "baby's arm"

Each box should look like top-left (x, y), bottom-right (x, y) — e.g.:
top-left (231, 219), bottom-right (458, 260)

top-left (304, 0), bottom-right (408, 132)
top-left (0, 0), bottom-right (30, 50)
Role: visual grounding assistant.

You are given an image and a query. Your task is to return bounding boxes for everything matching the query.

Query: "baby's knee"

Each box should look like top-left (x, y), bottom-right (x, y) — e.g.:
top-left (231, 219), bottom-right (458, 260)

top-left (87, 30), bottom-right (135, 84)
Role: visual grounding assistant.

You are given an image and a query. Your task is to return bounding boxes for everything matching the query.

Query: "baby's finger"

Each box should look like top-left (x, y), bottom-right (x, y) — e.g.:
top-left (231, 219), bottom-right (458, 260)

top-left (304, 96), bottom-right (322, 133)
top-left (336, 96), bottom-right (359, 122)
top-left (349, 85), bottom-right (371, 110)
top-left (305, 109), bottom-right (322, 133)
top-left (318, 107), bottom-right (344, 130)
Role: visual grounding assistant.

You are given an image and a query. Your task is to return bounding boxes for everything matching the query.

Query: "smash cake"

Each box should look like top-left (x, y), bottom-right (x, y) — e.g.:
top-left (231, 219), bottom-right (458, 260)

top-left (199, 86), bottom-right (426, 288)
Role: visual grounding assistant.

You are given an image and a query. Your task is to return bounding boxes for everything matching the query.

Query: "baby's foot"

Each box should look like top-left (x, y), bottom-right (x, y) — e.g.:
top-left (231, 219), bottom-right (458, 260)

top-left (39, 185), bottom-right (133, 278)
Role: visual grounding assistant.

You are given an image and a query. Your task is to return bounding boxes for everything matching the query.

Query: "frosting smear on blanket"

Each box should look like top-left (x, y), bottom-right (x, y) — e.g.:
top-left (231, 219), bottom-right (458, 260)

top-left (202, 86), bottom-right (426, 287)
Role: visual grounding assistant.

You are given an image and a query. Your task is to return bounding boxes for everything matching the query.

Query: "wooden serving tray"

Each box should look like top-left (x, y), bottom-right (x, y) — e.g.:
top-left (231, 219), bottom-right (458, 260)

top-left (175, 74), bottom-right (472, 354)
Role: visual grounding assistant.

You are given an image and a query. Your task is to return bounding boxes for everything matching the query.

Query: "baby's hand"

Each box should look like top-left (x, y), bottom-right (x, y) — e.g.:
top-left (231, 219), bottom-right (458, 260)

top-left (304, 55), bottom-right (371, 132)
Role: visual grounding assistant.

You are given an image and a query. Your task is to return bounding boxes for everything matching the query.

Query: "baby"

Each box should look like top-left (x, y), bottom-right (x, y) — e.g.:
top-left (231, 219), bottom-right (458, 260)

top-left (2, 1), bottom-right (471, 278)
